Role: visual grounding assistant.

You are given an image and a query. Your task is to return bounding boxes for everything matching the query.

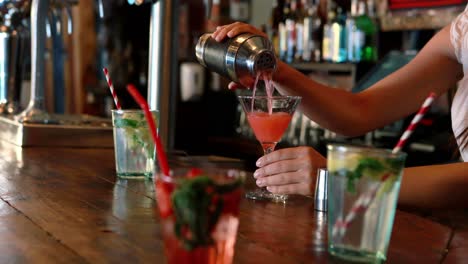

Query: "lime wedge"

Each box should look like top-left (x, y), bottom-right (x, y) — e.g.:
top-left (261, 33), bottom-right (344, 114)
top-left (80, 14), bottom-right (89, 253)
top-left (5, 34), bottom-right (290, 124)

top-left (328, 153), bottom-right (362, 172)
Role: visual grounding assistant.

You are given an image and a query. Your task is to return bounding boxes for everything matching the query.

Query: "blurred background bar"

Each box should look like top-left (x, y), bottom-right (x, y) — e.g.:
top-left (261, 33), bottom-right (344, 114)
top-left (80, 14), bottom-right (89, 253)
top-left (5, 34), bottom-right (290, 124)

top-left (0, 0), bottom-right (463, 165)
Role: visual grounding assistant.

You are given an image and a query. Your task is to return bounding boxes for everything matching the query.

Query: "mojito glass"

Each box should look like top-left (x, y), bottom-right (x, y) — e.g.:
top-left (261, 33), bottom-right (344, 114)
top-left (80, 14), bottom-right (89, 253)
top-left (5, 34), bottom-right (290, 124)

top-left (154, 164), bottom-right (245, 264)
top-left (112, 109), bottom-right (158, 179)
top-left (327, 144), bottom-right (406, 263)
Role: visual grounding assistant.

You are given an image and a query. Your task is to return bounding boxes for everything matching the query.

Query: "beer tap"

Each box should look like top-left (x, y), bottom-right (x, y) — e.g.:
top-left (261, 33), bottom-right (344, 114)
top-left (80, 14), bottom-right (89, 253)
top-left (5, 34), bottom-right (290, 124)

top-left (146, 0), bottom-right (212, 149)
top-left (204, 0), bottom-right (213, 18)
top-left (16, 0), bottom-right (50, 123)
top-left (15, 0), bottom-right (77, 122)
top-left (0, 1), bottom-right (29, 115)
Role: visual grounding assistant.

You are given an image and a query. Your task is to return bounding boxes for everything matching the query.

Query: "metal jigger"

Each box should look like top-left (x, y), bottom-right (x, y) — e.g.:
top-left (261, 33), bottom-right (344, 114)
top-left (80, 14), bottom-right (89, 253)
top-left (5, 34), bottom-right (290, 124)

top-left (314, 168), bottom-right (328, 212)
top-left (195, 33), bottom-right (277, 88)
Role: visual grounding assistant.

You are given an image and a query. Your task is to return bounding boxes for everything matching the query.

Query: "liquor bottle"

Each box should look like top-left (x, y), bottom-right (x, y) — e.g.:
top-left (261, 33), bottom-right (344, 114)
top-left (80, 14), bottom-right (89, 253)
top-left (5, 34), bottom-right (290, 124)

top-left (285, 0), bottom-right (298, 63)
top-left (355, 0), bottom-right (378, 62)
top-left (303, 0), bottom-right (322, 62)
top-left (330, 6), bottom-right (347, 63)
top-left (294, 0), bottom-right (307, 62)
top-left (206, 0), bottom-right (221, 32)
top-left (270, 0), bottom-right (285, 57)
top-left (230, 0), bottom-right (250, 22)
top-left (346, 0), bottom-right (364, 62)
top-left (321, 2), bottom-right (335, 62)
top-left (279, 0), bottom-right (290, 61)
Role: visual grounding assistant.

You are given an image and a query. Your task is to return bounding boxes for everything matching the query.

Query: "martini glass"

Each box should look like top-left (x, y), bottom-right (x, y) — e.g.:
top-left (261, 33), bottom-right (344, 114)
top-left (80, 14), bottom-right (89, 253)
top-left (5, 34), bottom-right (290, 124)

top-left (238, 95), bottom-right (301, 203)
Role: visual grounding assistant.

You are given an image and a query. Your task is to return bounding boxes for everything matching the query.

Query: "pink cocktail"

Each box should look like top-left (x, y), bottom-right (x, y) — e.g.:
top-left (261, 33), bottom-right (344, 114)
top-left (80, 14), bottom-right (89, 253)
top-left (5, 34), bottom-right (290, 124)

top-left (238, 95), bottom-right (301, 202)
top-left (247, 112), bottom-right (293, 152)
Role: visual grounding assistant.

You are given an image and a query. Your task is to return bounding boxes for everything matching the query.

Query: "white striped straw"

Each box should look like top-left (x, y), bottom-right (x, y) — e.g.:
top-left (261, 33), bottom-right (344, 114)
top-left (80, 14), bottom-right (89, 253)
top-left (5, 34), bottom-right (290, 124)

top-left (103, 67), bottom-right (121, 110)
top-left (392, 92), bottom-right (436, 154)
top-left (332, 92), bottom-right (437, 239)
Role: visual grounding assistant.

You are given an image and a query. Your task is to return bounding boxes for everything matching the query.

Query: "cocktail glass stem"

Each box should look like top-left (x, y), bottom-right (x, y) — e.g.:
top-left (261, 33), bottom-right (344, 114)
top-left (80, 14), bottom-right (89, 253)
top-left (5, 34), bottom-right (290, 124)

top-left (245, 142), bottom-right (288, 203)
top-left (262, 143), bottom-right (276, 155)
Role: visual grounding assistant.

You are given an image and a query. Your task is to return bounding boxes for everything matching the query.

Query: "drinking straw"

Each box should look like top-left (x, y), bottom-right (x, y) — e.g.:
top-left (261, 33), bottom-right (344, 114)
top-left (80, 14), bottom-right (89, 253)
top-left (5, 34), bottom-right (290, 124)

top-left (332, 92), bottom-right (437, 238)
top-left (103, 68), bottom-right (121, 110)
top-left (392, 92), bottom-right (436, 154)
top-left (126, 84), bottom-right (170, 176)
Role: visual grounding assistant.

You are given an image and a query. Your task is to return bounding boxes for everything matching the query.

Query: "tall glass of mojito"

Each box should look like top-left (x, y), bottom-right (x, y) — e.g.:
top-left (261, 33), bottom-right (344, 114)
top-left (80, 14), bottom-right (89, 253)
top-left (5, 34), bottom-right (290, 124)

top-left (154, 162), bottom-right (245, 264)
top-left (112, 109), bottom-right (158, 179)
top-left (327, 144), bottom-right (406, 263)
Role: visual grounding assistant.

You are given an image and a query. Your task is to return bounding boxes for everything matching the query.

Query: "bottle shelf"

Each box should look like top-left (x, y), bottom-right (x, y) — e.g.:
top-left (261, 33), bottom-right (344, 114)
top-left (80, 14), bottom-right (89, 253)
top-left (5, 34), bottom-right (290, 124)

top-left (288, 62), bottom-right (356, 73)
top-left (379, 6), bottom-right (464, 31)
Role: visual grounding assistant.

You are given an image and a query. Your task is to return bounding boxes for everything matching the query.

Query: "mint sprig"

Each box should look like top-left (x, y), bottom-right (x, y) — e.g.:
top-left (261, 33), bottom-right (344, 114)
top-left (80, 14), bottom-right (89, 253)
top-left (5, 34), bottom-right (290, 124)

top-left (114, 118), bottom-right (139, 128)
top-left (340, 157), bottom-right (386, 193)
top-left (171, 175), bottom-right (242, 250)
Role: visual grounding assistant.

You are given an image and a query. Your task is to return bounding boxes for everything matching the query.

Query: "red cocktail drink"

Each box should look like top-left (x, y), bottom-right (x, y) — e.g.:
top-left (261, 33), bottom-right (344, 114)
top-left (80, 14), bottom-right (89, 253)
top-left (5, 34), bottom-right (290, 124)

top-left (238, 95), bottom-right (301, 202)
top-left (155, 167), bottom-right (245, 264)
top-left (247, 112), bottom-right (293, 143)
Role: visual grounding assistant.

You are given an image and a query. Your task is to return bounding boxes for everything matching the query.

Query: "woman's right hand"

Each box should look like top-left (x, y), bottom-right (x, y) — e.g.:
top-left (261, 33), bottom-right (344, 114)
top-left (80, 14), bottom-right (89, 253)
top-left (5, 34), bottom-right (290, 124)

top-left (212, 22), bottom-right (269, 90)
top-left (211, 22), bottom-right (267, 42)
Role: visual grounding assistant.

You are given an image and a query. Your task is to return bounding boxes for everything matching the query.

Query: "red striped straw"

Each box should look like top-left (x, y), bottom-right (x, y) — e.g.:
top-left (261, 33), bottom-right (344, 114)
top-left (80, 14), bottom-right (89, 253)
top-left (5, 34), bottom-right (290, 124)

top-left (332, 92), bottom-right (437, 239)
top-left (392, 92), bottom-right (436, 154)
top-left (126, 84), bottom-right (170, 177)
top-left (103, 68), bottom-right (121, 110)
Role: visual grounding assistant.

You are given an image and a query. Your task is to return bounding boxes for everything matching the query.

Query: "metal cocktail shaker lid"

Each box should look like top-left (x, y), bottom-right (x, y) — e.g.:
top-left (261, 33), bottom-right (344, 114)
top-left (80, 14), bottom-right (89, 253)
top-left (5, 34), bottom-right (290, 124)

top-left (314, 168), bottom-right (328, 212)
top-left (195, 33), bottom-right (276, 88)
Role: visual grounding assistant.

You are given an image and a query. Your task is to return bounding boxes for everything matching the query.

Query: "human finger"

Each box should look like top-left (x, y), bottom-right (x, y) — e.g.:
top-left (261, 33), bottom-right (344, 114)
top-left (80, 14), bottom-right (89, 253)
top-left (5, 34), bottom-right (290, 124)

top-left (213, 22), bottom-right (244, 41)
top-left (256, 146), bottom-right (313, 167)
top-left (256, 171), bottom-right (309, 187)
top-left (267, 183), bottom-right (314, 196)
top-left (211, 25), bottom-right (226, 40)
top-left (254, 157), bottom-right (311, 179)
top-left (226, 23), bottom-right (267, 38)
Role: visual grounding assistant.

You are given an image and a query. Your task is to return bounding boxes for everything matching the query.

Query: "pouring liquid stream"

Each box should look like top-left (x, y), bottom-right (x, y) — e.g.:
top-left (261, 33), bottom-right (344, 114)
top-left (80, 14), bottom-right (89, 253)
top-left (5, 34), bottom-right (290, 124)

top-left (250, 71), bottom-right (275, 114)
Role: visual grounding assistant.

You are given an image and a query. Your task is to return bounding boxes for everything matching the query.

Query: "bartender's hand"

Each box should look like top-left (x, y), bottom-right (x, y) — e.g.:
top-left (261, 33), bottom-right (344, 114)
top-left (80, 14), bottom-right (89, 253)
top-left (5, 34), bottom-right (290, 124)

top-left (212, 22), bottom-right (269, 90)
top-left (212, 22), bottom-right (267, 42)
top-left (253, 147), bottom-right (327, 196)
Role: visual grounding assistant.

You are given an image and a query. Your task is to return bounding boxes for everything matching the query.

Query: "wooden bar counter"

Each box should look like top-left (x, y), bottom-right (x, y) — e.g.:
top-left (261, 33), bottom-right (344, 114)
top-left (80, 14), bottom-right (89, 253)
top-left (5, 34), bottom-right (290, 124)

top-left (0, 141), bottom-right (466, 263)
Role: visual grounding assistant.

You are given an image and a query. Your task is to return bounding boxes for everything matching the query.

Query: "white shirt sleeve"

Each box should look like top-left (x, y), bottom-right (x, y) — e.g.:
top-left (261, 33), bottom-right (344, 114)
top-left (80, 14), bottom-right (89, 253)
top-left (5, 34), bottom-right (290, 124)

top-left (450, 5), bottom-right (468, 65)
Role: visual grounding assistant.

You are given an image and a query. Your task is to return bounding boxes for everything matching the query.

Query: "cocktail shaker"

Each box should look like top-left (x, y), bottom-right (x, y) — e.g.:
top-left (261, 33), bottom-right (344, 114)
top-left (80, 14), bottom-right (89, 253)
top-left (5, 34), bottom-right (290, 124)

top-left (195, 33), bottom-right (276, 88)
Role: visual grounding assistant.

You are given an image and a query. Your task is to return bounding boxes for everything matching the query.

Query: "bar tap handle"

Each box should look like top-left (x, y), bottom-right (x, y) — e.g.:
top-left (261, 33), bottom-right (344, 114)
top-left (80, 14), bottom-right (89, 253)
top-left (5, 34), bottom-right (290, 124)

top-left (49, 8), bottom-right (65, 114)
top-left (204, 0), bottom-right (213, 19)
top-left (64, 1), bottom-right (76, 113)
top-left (63, 1), bottom-right (74, 35)
top-left (16, 0), bottom-right (51, 123)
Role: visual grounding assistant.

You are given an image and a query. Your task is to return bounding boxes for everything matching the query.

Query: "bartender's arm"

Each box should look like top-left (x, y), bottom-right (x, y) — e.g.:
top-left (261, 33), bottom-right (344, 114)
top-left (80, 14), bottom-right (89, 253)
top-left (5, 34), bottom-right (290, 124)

top-left (399, 163), bottom-right (468, 209)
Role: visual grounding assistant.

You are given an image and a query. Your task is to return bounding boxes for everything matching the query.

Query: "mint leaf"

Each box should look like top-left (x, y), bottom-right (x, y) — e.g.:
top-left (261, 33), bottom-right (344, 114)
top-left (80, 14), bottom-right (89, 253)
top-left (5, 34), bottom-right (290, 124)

top-left (385, 157), bottom-right (405, 174)
top-left (338, 158), bottom-right (385, 193)
top-left (114, 118), bottom-right (139, 128)
top-left (171, 176), bottom-right (240, 250)
top-left (354, 157), bottom-right (385, 177)
top-left (331, 169), bottom-right (357, 194)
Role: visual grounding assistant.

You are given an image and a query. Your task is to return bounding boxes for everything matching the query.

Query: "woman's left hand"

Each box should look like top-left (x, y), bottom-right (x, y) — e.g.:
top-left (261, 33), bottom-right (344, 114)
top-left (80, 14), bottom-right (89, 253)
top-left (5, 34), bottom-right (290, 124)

top-left (253, 146), bottom-right (327, 196)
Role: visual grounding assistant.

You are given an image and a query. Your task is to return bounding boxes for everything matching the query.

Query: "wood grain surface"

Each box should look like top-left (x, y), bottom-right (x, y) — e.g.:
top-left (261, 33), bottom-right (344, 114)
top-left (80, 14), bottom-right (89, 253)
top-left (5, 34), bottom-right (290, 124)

top-left (0, 141), bottom-right (465, 263)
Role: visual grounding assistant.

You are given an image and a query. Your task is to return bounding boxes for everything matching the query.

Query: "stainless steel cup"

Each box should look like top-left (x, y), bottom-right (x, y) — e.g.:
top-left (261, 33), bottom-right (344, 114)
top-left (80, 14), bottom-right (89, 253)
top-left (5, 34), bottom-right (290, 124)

top-left (195, 33), bottom-right (276, 88)
top-left (314, 168), bottom-right (328, 212)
